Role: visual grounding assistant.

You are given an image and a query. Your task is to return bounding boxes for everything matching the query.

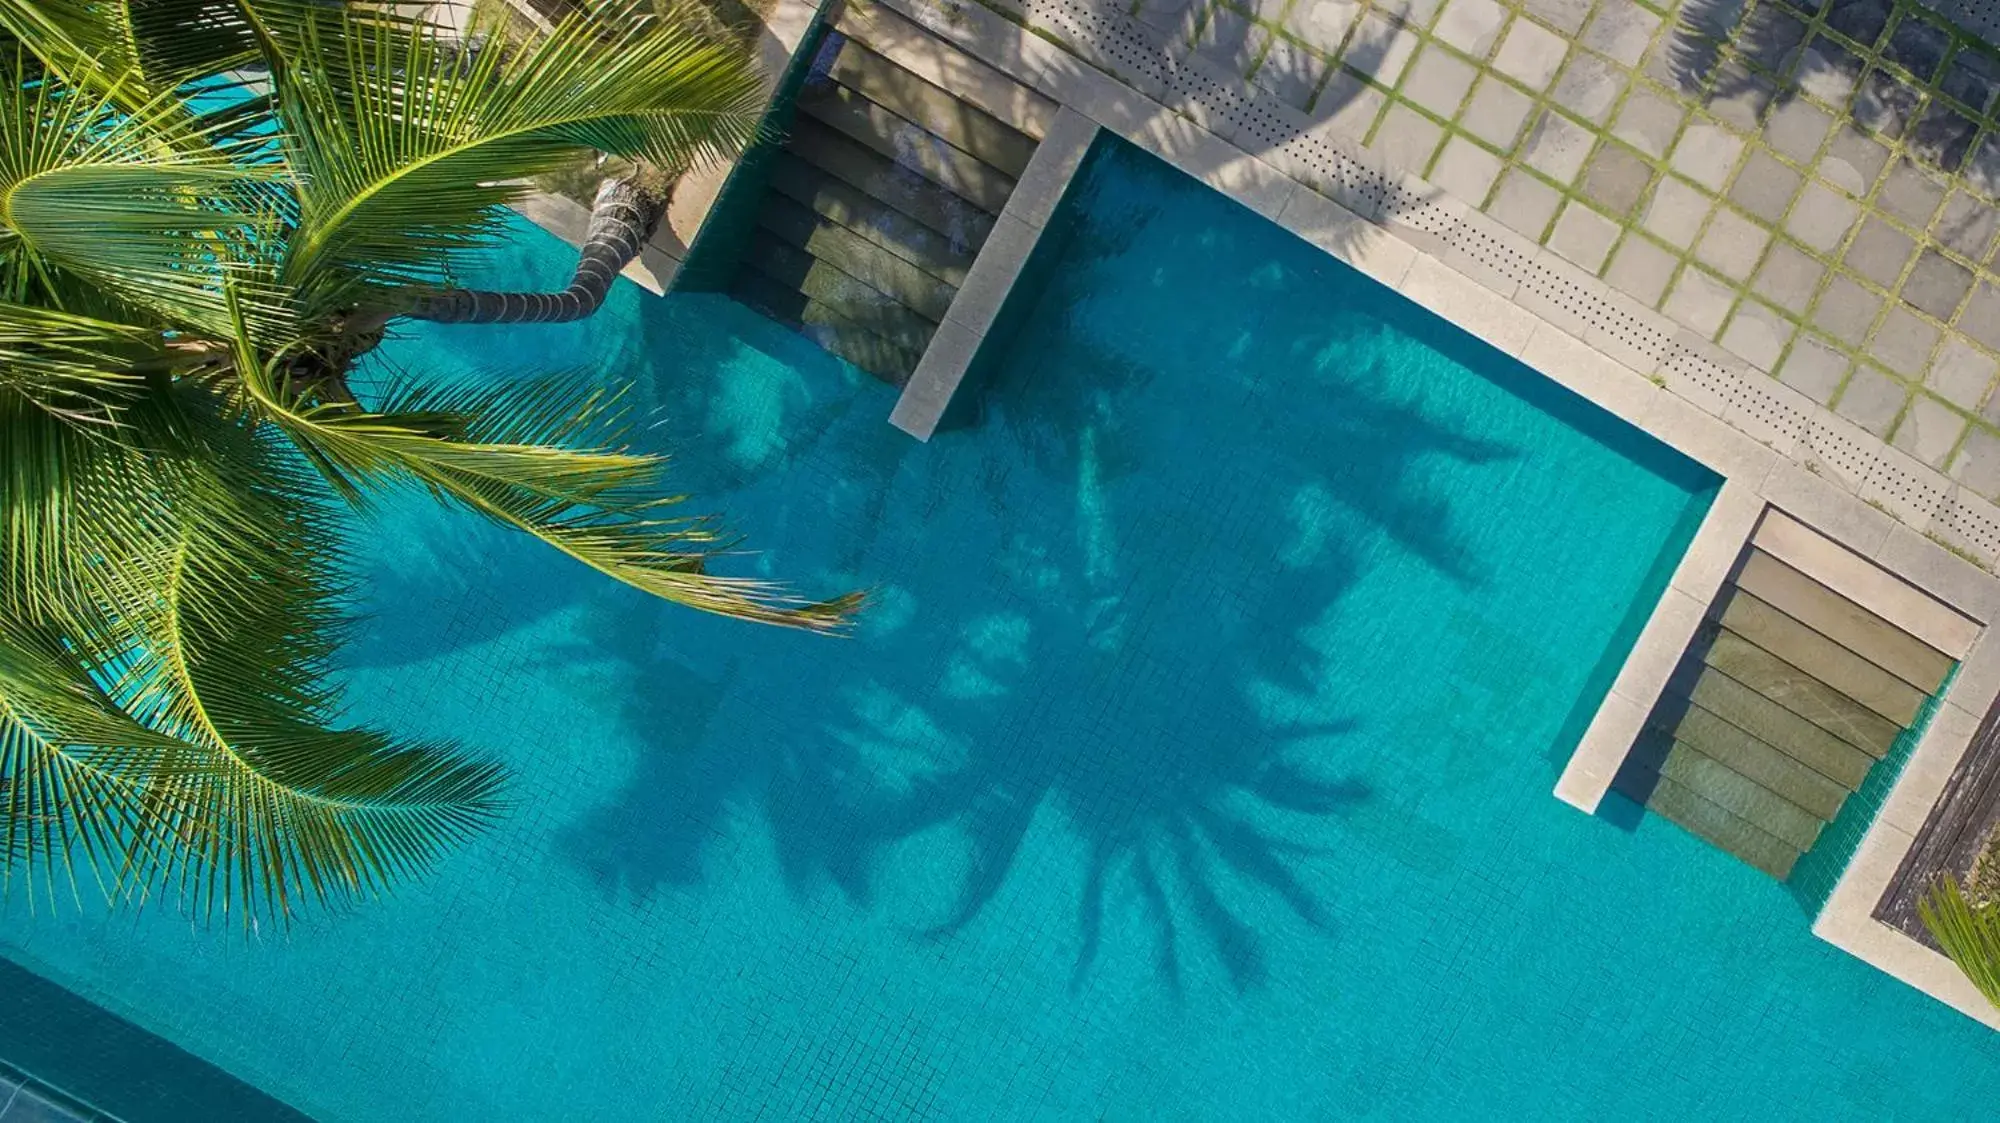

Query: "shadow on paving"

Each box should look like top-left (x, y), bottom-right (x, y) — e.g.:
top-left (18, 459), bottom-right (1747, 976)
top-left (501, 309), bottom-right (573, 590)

top-left (556, 141), bottom-right (1516, 995)
top-left (1667, 0), bottom-right (1996, 186)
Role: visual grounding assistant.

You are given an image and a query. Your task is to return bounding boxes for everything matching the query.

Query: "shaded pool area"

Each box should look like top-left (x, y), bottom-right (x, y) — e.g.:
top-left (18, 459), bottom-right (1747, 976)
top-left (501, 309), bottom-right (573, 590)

top-left (6, 139), bottom-right (2000, 1120)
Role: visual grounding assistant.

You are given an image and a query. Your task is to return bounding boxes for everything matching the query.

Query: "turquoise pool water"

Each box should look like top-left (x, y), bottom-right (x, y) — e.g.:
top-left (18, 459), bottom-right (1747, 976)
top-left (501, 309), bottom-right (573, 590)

top-left (7, 137), bottom-right (2000, 1120)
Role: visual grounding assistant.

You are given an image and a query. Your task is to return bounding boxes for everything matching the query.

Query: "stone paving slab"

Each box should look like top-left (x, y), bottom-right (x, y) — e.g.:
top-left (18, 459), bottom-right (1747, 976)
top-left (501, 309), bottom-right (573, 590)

top-left (1115, 0), bottom-right (2000, 515)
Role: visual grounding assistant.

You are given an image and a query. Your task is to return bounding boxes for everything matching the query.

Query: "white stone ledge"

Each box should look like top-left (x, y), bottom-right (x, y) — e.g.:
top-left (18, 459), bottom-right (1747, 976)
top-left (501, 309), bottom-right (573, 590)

top-left (1274, 184), bottom-right (1414, 288)
top-left (1396, 256), bottom-right (1535, 356)
top-left (1554, 691), bottom-right (1650, 813)
top-left (1554, 482), bottom-right (1764, 813)
top-left (889, 103), bottom-right (1101, 440)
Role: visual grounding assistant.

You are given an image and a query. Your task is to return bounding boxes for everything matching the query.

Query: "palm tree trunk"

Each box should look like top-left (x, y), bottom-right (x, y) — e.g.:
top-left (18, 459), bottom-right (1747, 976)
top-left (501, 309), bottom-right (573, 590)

top-left (405, 176), bottom-right (667, 324)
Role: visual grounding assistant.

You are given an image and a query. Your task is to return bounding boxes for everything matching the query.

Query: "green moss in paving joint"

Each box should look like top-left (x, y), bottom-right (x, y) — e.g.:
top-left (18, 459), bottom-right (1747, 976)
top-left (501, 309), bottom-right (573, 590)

top-left (1883, 398), bottom-right (1916, 448)
top-left (1926, 530), bottom-right (1984, 566)
top-left (973, 0), bottom-right (1031, 28)
top-left (1426, 40), bottom-right (1492, 125)
top-left (1713, 287), bottom-right (1752, 349)
top-left (1767, 332), bottom-right (1804, 382)
top-left (1827, 362), bottom-right (1864, 413)
top-left (1654, 250), bottom-right (1694, 315)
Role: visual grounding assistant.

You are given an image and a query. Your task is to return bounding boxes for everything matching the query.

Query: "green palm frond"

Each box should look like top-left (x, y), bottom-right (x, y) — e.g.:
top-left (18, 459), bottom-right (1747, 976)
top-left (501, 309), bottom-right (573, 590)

top-left (223, 304), bottom-right (858, 629)
top-left (2, 392), bottom-right (506, 920)
top-left (0, 1), bottom-right (434, 96)
top-left (2, 389), bottom-right (165, 623)
top-left (0, 68), bottom-right (283, 332)
top-left (0, 0), bottom-right (258, 96)
top-left (0, 0), bottom-right (855, 923)
top-left (278, 4), bottom-right (762, 295)
top-left (0, 302), bottom-right (152, 420)
top-left (1920, 875), bottom-right (2000, 1009)
top-left (0, 616), bottom-right (187, 902)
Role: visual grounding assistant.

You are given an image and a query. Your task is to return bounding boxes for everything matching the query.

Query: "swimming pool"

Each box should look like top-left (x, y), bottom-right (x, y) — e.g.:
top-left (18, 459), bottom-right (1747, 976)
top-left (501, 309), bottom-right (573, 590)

top-left (7, 136), bottom-right (2000, 1120)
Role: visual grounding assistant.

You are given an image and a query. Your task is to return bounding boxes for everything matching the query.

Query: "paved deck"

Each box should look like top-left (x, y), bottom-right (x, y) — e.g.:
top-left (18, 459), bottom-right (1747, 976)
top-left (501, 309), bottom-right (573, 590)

top-left (1146, 0), bottom-right (2000, 491)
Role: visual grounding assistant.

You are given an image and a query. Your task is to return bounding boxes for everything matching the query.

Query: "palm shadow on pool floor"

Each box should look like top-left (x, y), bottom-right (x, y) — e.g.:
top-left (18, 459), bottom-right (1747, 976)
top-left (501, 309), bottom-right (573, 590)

top-left (551, 141), bottom-right (1529, 995)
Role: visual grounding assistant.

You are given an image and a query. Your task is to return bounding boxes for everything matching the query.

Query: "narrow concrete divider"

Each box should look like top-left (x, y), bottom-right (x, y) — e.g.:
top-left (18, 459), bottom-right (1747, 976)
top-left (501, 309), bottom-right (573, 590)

top-left (888, 107), bottom-right (1099, 440)
top-left (1554, 481), bottom-right (1768, 813)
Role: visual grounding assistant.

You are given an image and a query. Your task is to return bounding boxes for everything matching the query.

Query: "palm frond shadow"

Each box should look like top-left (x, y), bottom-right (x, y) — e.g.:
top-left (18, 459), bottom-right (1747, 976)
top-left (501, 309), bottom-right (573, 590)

top-left (341, 506), bottom-right (573, 672)
top-left (818, 360), bottom-right (1497, 990)
top-left (1661, 0), bottom-right (1823, 113)
top-left (551, 147), bottom-right (1517, 992)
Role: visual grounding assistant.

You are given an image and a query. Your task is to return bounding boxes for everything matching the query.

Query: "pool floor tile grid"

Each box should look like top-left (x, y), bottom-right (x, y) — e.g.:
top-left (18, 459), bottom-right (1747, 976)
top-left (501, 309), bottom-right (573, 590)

top-left (867, 0), bottom-right (2000, 1022)
top-left (1006, 0), bottom-right (2000, 504)
top-left (23, 158), bottom-right (2000, 1122)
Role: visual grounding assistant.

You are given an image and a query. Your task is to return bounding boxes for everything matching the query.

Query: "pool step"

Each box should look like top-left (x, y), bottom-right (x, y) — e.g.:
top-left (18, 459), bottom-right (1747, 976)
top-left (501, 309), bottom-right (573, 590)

top-left (724, 4), bottom-right (1047, 384)
top-left (757, 193), bottom-right (955, 323)
top-left (825, 40), bottom-right (1038, 179)
top-left (1616, 514), bottom-right (1971, 881)
top-left (729, 268), bottom-right (924, 381)
top-left (1643, 772), bottom-right (1803, 879)
top-left (740, 231), bottom-right (934, 355)
top-left (767, 153), bottom-right (976, 285)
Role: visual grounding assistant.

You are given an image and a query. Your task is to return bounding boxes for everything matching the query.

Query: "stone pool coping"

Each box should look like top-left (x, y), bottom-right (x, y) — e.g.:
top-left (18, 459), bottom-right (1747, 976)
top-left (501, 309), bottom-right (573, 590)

top-left (890, 105), bottom-right (1099, 438)
top-left (843, 0), bottom-right (2000, 1027)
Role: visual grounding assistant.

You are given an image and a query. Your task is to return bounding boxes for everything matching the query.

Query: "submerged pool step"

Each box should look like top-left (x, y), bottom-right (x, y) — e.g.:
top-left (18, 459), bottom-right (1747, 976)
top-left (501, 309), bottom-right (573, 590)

top-left (1643, 773), bottom-right (1803, 879)
top-left (768, 153), bottom-right (976, 286)
top-left (786, 117), bottom-right (997, 246)
top-left (1715, 588), bottom-right (1926, 727)
top-left (1698, 628), bottom-right (1901, 756)
top-left (741, 231), bottom-right (936, 356)
top-left (721, 12), bottom-right (1046, 381)
top-left (729, 268), bottom-right (922, 383)
top-left (1732, 551), bottom-right (1952, 693)
top-left (1654, 741), bottom-right (1825, 851)
top-left (1627, 516), bottom-right (1963, 882)
top-left (1678, 667), bottom-right (1875, 788)
top-left (1657, 699), bottom-right (1849, 820)
top-left (755, 193), bottom-right (957, 323)
top-left (795, 83), bottom-right (1017, 214)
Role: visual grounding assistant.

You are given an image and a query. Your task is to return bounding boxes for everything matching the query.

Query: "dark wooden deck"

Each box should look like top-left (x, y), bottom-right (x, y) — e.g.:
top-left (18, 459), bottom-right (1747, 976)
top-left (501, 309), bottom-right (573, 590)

top-left (1875, 692), bottom-right (2000, 941)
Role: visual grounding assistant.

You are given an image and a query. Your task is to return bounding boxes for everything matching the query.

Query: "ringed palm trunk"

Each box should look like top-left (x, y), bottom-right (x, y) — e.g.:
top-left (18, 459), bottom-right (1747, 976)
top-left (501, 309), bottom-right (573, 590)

top-left (407, 176), bottom-right (667, 324)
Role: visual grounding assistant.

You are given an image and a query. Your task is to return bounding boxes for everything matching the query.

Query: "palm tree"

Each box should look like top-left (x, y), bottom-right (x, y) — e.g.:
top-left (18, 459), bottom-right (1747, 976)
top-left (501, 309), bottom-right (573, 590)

top-left (1921, 874), bottom-right (2000, 1010)
top-left (0, 0), bottom-right (858, 925)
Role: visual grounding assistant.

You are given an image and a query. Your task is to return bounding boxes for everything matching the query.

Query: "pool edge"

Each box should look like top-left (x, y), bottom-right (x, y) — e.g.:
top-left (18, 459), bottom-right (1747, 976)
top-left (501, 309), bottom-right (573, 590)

top-left (855, 0), bottom-right (2000, 1031)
